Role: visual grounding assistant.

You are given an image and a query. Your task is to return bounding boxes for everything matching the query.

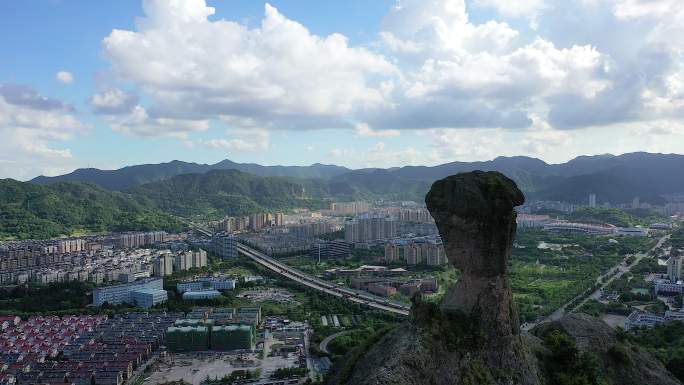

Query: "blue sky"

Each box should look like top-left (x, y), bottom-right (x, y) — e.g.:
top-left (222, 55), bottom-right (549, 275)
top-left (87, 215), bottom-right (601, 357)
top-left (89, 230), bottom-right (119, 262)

top-left (1, 0), bottom-right (684, 180)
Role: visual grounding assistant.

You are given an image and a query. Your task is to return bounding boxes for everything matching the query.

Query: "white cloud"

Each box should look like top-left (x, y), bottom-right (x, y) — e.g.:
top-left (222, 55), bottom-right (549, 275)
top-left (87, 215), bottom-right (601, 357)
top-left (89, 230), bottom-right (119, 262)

top-left (90, 89), bottom-right (138, 114)
top-left (329, 148), bottom-right (352, 157)
top-left (196, 129), bottom-right (270, 152)
top-left (106, 105), bottom-right (210, 138)
top-left (0, 84), bottom-right (87, 180)
top-left (611, 0), bottom-right (678, 20)
top-left (366, 0), bottom-right (611, 131)
top-left (355, 123), bottom-right (400, 137)
top-left (473, 0), bottom-right (547, 18)
top-left (56, 70), bottom-right (74, 84)
top-left (102, 1), bottom-right (395, 136)
top-left (327, 141), bottom-right (429, 168)
top-left (92, 0), bottom-right (684, 163)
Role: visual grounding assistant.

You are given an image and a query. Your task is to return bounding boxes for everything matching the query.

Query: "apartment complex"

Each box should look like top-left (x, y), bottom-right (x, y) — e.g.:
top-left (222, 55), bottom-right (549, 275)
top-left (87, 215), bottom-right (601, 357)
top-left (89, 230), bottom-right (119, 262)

top-left (173, 249), bottom-right (208, 271)
top-left (344, 215), bottom-right (397, 243)
top-left (384, 238), bottom-right (447, 266)
top-left (213, 212), bottom-right (285, 233)
top-left (329, 201), bottom-right (370, 216)
top-left (115, 231), bottom-right (166, 248)
top-left (288, 221), bottom-right (340, 239)
top-left (0, 232), bottom-right (169, 285)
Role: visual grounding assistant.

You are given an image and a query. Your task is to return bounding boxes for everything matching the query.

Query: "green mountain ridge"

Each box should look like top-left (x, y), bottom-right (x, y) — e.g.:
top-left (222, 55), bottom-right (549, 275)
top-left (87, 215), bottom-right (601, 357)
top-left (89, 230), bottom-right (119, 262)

top-left (129, 169), bottom-right (332, 219)
top-left (0, 179), bottom-right (185, 240)
top-left (31, 152), bottom-right (684, 205)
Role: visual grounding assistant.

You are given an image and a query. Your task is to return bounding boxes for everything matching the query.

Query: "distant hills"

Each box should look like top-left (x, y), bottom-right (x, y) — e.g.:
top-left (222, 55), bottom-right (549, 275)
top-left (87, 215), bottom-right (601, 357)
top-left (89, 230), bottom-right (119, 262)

top-left (5, 152), bottom-right (684, 240)
top-left (26, 152), bottom-right (684, 206)
top-left (31, 159), bottom-right (350, 190)
top-left (327, 152), bottom-right (684, 204)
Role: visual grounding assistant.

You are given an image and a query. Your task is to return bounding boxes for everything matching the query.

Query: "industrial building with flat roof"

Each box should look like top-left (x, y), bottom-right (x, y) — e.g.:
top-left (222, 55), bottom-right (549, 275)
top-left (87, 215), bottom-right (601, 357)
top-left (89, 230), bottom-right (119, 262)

top-left (182, 290), bottom-right (222, 300)
top-left (92, 277), bottom-right (167, 308)
top-left (176, 277), bottom-right (236, 293)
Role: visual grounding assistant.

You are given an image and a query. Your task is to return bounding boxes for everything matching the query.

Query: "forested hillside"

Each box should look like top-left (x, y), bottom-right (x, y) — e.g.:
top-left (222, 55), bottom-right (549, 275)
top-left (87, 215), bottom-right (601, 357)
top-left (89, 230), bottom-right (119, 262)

top-left (129, 169), bottom-right (331, 219)
top-left (0, 179), bottom-right (185, 240)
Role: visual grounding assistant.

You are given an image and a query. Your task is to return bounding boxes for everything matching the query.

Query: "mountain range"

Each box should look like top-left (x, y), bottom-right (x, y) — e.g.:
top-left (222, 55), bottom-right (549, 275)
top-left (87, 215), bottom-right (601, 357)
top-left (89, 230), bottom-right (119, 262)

top-left (30, 152), bottom-right (684, 205)
top-left (4, 151), bottom-right (683, 240)
top-left (31, 159), bottom-right (350, 190)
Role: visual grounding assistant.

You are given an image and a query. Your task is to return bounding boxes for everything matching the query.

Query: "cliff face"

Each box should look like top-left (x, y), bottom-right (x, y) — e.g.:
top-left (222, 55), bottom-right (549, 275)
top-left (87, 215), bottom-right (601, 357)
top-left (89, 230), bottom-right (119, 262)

top-left (331, 171), bottom-right (680, 385)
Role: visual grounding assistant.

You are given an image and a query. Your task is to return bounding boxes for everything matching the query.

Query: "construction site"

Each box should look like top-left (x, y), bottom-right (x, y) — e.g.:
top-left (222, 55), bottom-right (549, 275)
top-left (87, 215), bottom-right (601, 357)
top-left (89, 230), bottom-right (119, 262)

top-left (165, 307), bottom-right (260, 352)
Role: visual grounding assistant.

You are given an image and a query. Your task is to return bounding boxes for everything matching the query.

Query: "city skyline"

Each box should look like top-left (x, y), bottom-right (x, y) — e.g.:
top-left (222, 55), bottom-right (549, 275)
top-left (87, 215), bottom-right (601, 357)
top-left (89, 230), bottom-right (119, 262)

top-left (2, 0), bottom-right (684, 180)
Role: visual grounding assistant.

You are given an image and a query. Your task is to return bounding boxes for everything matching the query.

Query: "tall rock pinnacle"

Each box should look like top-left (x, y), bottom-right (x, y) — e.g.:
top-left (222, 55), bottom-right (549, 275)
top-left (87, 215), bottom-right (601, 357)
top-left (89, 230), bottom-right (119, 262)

top-left (426, 171), bottom-right (524, 337)
top-left (334, 171), bottom-right (680, 385)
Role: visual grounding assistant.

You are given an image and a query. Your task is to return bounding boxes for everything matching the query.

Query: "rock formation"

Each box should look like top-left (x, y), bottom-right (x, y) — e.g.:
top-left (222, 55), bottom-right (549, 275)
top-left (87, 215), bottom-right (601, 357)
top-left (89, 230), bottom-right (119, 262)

top-left (425, 171), bottom-right (523, 337)
top-left (330, 171), bottom-right (681, 385)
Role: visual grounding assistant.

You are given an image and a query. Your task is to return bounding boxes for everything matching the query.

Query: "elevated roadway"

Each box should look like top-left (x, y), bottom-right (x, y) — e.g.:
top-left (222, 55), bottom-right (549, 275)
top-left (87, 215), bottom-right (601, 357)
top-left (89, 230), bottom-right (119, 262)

top-left (180, 217), bottom-right (409, 316)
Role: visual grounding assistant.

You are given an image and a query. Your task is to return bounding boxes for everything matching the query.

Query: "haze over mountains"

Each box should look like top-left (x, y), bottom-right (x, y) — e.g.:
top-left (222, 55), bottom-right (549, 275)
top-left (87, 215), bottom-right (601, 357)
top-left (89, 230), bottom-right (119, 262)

top-left (30, 152), bottom-right (684, 205)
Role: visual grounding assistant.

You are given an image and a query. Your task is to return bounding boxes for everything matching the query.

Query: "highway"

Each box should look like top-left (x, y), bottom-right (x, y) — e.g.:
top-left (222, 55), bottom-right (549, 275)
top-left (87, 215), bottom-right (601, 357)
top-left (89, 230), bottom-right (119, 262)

top-left (179, 218), bottom-right (410, 316)
top-left (237, 243), bottom-right (410, 316)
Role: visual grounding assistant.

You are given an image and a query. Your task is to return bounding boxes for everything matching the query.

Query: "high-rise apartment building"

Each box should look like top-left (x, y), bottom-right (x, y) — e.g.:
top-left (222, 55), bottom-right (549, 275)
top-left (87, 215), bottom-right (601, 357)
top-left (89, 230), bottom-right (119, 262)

top-left (331, 201), bottom-right (370, 216)
top-left (384, 240), bottom-right (446, 266)
top-left (212, 233), bottom-right (237, 259)
top-left (154, 254), bottom-right (174, 276)
top-left (668, 256), bottom-right (682, 283)
top-left (589, 193), bottom-right (597, 208)
top-left (289, 222), bottom-right (340, 239)
top-left (344, 215), bottom-right (397, 243)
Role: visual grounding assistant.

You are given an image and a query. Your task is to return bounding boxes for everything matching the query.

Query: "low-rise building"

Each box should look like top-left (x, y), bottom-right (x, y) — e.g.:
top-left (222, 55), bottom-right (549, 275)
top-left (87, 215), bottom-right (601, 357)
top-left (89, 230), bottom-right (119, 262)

top-left (92, 278), bottom-right (165, 307)
top-left (182, 290), bottom-right (222, 300)
top-left (176, 277), bottom-right (236, 293)
top-left (625, 311), bottom-right (664, 330)
top-left (130, 288), bottom-right (168, 308)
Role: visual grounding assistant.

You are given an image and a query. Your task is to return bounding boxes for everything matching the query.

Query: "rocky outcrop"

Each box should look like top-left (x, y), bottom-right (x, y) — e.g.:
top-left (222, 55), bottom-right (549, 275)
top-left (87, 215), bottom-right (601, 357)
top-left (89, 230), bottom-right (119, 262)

top-left (533, 313), bottom-right (681, 385)
top-left (331, 171), bottom-right (680, 385)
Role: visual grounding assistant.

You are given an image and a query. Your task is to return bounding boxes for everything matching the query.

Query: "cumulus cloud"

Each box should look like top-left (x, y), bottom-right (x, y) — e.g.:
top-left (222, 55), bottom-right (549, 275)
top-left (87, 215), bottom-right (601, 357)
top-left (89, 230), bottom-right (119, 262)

top-left (90, 89), bottom-right (138, 114)
top-left (368, 0), bottom-right (612, 131)
top-left (0, 84), bottom-right (86, 179)
top-left (92, 0), bottom-right (684, 161)
top-left (56, 70), bottom-right (74, 84)
top-left (101, 0), bottom-right (395, 137)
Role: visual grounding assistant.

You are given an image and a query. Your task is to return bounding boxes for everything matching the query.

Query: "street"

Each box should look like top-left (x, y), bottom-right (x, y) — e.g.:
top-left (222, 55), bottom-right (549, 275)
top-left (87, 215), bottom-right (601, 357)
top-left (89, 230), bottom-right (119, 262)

top-left (522, 234), bottom-right (669, 331)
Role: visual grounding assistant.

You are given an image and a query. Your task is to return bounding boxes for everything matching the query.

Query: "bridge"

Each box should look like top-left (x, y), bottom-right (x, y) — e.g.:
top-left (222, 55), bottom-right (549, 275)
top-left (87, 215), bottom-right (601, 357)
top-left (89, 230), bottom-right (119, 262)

top-left (180, 218), bottom-right (410, 316)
